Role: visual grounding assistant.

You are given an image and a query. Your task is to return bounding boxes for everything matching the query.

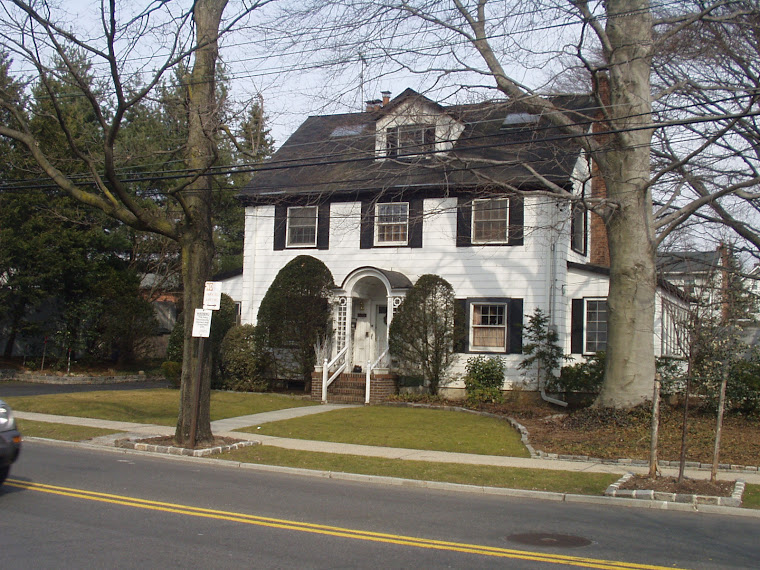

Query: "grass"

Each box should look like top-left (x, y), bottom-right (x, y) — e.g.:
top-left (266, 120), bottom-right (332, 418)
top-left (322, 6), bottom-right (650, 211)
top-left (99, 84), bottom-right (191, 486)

top-left (221, 445), bottom-right (616, 495)
top-left (744, 484), bottom-right (760, 509)
top-left (241, 406), bottom-right (530, 457)
top-left (4, 390), bottom-right (317, 426)
top-left (17, 419), bottom-right (122, 441)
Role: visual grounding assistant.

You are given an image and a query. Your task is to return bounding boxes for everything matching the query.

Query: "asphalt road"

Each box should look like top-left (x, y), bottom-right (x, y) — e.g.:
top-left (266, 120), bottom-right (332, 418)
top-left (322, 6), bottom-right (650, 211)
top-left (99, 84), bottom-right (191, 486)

top-left (2, 441), bottom-right (758, 569)
top-left (0, 379), bottom-right (170, 397)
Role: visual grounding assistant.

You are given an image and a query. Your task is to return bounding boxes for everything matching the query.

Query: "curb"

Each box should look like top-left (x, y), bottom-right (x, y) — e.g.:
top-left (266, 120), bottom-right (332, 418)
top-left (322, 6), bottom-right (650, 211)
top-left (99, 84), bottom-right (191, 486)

top-left (605, 473), bottom-right (746, 507)
top-left (20, 436), bottom-right (760, 519)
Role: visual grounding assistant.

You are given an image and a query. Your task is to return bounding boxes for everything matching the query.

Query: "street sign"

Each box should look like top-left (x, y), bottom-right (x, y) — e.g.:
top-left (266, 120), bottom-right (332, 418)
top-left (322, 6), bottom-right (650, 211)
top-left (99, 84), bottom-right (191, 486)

top-left (203, 281), bottom-right (223, 310)
top-left (192, 308), bottom-right (213, 338)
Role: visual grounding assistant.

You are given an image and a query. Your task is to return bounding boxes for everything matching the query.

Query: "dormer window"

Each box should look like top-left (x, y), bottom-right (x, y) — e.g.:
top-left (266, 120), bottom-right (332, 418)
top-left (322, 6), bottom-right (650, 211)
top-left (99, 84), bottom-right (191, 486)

top-left (386, 124), bottom-right (435, 158)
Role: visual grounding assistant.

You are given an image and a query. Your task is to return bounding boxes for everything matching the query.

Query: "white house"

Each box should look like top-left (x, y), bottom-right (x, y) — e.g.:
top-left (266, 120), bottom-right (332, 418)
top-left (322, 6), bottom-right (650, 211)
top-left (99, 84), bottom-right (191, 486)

top-left (232, 89), bottom-right (684, 400)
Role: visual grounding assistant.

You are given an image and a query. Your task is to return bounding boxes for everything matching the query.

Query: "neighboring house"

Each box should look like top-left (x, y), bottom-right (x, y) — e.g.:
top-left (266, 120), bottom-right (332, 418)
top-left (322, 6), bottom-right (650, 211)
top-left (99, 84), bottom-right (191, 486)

top-left (232, 88), bottom-right (684, 399)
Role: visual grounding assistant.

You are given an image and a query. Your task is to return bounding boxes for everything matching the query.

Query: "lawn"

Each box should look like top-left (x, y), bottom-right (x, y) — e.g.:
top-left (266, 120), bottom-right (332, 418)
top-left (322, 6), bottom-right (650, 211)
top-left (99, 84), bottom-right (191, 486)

top-left (241, 406), bottom-right (530, 457)
top-left (222, 445), bottom-right (616, 494)
top-left (4, 390), bottom-right (317, 426)
top-left (16, 419), bottom-right (123, 441)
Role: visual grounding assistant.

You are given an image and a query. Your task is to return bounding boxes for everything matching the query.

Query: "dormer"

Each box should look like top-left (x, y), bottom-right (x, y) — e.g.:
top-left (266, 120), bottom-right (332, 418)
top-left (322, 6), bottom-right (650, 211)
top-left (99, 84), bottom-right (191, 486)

top-left (373, 90), bottom-right (465, 160)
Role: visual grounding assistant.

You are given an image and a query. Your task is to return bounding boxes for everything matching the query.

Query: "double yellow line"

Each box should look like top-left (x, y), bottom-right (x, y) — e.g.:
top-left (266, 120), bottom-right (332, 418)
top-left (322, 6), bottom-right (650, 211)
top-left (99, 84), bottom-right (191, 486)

top-left (6, 479), bottom-right (685, 569)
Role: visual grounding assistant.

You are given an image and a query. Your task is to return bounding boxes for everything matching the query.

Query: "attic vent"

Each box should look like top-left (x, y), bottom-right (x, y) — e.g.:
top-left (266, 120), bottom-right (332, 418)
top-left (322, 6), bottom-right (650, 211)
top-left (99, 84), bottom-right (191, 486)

top-left (330, 124), bottom-right (367, 137)
top-left (501, 112), bottom-right (540, 128)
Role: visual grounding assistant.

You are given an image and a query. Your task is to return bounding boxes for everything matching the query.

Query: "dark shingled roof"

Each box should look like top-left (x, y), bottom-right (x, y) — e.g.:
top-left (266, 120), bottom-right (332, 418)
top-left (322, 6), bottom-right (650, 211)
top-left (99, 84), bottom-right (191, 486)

top-left (240, 89), bottom-right (597, 203)
top-left (657, 251), bottom-right (721, 276)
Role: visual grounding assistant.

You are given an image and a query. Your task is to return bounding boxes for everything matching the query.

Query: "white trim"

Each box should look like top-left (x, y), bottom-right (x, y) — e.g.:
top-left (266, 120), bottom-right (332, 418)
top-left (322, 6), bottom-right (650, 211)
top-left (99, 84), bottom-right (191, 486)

top-left (471, 198), bottom-right (509, 244)
top-left (469, 300), bottom-right (508, 352)
top-left (286, 205), bottom-right (318, 247)
top-left (583, 297), bottom-right (608, 354)
top-left (374, 202), bottom-right (409, 246)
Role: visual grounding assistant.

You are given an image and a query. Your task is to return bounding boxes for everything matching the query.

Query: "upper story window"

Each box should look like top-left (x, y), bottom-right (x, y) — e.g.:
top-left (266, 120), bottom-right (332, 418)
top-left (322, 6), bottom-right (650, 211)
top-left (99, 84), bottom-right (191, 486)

top-left (472, 198), bottom-right (509, 244)
top-left (375, 202), bottom-right (409, 245)
top-left (386, 124), bottom-right (435, 158)
top-left (286, 206), bottom-right (317, 247)
top-left (571, 201), bottom-right (587, 255)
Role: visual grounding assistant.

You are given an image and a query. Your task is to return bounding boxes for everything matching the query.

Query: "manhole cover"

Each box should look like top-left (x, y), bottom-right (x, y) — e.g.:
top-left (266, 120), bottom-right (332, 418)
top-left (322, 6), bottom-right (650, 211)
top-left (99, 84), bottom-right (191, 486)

top-left (507, 533), bottom-right (592, 548)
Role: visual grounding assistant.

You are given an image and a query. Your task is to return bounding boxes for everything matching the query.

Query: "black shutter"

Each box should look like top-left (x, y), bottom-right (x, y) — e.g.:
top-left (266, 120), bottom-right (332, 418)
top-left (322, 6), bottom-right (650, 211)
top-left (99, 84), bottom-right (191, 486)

top-left (273, 204), bottom-right (287, 250)
top-left (386, 128), bottom-right (397, 158)
top-left (508, 196), bottom-right (524, 245)
top-left (508, 298), bottom-right (523, 354)
top-left (317, 203), bottom-right (330, 250)
top-left (424, 126), bottom-right (435, 157)
top-left (408, 199), bottom-right (423, 248)
top-left (360, 201), bottom-right (374, 249)
top-left (456, 196), bottom-right (471, 247)
top-left (455, 299), bottom-right (469, 353)
top-left (571, 298), bottom-right (584, 354)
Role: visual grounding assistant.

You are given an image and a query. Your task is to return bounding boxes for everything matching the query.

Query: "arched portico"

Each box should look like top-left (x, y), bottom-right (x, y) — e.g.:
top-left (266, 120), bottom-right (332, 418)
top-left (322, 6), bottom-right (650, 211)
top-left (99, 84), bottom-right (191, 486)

top-left (332, 267), bottom-right (412, 371)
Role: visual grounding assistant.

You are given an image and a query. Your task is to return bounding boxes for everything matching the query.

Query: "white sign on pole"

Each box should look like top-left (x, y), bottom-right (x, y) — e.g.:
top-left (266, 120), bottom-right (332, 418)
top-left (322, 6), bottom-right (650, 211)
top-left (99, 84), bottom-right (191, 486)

top-left (192, 308), bottom-right (213, 338)
top-left (203, 281), bottom-right (223, 310)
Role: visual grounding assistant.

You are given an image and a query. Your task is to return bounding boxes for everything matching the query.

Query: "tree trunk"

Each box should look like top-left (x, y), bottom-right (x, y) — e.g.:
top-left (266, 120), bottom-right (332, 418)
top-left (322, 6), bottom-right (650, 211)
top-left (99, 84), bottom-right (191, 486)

top-left (173, 0), bottom-right (226, 447)
top-left (711, 365), bottom-right (729, 483)
top-left (594, 0), bottom-right (656, 408)
top-left (649, 374), bottom-right (661, 479)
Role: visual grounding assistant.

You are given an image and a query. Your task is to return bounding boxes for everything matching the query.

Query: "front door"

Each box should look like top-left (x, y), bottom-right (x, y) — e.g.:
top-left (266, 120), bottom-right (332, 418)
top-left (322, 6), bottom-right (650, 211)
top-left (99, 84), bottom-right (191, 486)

top-left (352, 298), bottom-right (371, 371)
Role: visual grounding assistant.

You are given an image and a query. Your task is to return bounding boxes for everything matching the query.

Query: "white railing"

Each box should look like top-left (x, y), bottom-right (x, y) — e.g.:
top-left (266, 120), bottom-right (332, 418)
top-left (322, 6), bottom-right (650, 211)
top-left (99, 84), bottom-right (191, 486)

top-left (365, 348), bottom-right (389, 404)
top-left (322, 345), bottom-right (348, 403)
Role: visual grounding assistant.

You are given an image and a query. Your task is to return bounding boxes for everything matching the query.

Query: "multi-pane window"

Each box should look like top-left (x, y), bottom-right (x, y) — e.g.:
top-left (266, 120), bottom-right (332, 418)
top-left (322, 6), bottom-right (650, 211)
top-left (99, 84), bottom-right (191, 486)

top-left (571, 201), bottom-right (587, 254)
top-left (286, 206), bottom-right (317, 247)
top-left (375, 203), bottom-right (409, 245)
top-left (585, 299), bottom-right (608, 353)
top-left (472, 198), bottom-right (509, 243)
top-left (661, 300), bottom-right (687, 357)
top-left (471, 303), bottom-right (507, 350)
top-left (386, 124), bottom-right (435, 158)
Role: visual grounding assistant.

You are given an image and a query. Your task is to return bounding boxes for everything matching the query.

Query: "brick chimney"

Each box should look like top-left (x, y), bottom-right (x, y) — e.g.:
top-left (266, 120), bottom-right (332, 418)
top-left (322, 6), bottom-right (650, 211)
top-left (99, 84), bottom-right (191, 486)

top-left (381, 91), bottom-right (391, 106)
top-left (589, 73), bottom-right (611, 267)
top-left (365, 99), bottom-right (383, 112)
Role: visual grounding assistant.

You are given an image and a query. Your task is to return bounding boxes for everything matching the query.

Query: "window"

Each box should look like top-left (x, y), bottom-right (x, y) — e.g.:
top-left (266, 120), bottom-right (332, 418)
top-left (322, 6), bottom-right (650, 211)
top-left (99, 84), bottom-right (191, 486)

top-left (471, 303), bottom-right (507, 350)
top-left (571, 201), bottom-right (587, 255)
top-left (661, 300), bottom-right (687, 357)
top-left (472, 198), bottom-right (509, 244)
top-left (386, 124), bottom-right (435, 158)
top-left (584, 299), bottom-right (607, 353)
top-left (375, 202), bottom-right (409, 245)
top-left (286, 206), bottom-right (317, 247)
top-left (456, 195), bottom-right (523, 247)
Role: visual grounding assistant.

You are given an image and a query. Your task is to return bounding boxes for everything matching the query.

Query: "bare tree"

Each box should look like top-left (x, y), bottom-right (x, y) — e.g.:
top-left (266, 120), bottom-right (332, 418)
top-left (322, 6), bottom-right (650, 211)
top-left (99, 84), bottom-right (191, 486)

top-left (0, 0), bottom-right (265, 446)
top-left (276, 0), bottom-right (760, 408)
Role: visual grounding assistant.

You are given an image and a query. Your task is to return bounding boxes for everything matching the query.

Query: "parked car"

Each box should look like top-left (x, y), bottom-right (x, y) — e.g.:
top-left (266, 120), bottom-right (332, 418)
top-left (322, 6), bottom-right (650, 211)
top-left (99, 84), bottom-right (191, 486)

top-left (0, 399), bottom-right (21, 485)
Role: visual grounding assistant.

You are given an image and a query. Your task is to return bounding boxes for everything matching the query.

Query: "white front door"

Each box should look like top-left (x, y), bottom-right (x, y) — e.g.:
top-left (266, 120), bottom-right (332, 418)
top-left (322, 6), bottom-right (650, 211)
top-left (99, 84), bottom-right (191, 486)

top-left (352, 299), bottom-right (371, 371)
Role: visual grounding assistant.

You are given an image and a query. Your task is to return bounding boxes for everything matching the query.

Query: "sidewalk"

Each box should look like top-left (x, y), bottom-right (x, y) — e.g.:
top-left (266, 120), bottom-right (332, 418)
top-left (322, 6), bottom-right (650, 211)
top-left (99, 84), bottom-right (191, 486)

top-left (15, 406), bottom-right (760, 485)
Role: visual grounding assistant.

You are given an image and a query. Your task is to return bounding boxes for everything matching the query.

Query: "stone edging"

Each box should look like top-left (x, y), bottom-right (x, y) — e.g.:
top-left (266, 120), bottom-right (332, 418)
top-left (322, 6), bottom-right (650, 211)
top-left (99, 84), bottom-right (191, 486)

top-left (383, 401), bottom-right (760, 474)
top-left (605, 473), bottom-right (746, 507)
top-left (116, 438), bottom-right (258, 457)
top-left (0, 369), bottom-right (158, 385)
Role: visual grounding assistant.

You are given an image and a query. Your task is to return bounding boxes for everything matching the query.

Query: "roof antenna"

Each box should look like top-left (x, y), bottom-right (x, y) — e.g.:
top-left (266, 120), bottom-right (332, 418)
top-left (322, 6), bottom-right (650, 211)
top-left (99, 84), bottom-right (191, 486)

top-left (359, 52), bottom-right (366, 111)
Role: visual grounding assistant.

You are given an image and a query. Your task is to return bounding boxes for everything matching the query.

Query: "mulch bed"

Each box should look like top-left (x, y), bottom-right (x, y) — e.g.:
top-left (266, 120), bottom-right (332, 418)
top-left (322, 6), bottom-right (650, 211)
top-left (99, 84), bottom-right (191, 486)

top-left (619, 474), bottom-right (734, 497)
top-left (137, 435), bottom-right (245, 449)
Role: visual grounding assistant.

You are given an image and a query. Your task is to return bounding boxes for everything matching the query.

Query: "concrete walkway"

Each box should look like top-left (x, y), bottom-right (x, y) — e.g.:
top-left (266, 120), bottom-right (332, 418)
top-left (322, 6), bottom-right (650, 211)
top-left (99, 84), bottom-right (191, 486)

top-left (14, 407), bottom-right (760, 485)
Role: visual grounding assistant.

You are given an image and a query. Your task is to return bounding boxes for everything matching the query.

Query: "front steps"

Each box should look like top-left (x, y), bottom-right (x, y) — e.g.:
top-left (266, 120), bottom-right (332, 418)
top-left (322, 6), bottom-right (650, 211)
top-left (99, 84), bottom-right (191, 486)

top-left (311, 371), bottom-right (396, 404)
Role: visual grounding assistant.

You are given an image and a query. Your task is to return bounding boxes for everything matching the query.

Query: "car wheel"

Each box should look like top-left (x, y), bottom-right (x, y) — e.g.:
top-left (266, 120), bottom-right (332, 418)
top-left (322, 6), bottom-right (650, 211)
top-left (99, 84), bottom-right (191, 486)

top-left (0, 465), bottom-right (9, 486)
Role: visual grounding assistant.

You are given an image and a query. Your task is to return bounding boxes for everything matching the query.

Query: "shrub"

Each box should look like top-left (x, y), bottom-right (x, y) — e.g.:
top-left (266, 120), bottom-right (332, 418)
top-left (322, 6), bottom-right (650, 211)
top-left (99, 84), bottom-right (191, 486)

top-left (257, 255), bottom-right (334, 387)
top-left (464, 355), bottom-right (505, 405)
top-left (219, 324), bottom-right (271, 392)
top-left (388, 274), bottom-right (463, 395)
top-left (161, 361), bottom-right (182, 388)
top-left (549, 352), bottom-right (606, 395)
